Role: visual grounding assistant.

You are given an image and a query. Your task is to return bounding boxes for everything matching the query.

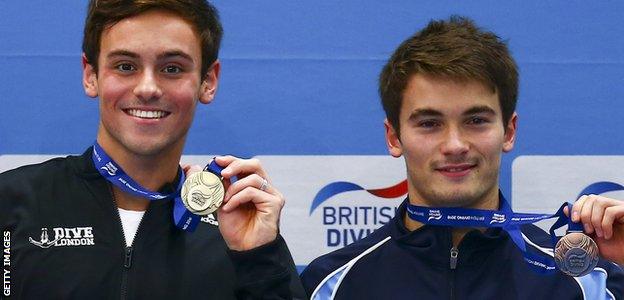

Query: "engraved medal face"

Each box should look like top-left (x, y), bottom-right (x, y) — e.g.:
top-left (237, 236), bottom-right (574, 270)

top-left (181, 171), bottom-right (225, 216)
top-left (554, 232), bottom-right (599, 277)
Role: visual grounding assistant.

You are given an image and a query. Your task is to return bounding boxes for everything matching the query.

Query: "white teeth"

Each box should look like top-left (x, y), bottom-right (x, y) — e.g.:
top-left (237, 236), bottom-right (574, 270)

top-left (127, 109), bottom-right (166, 119)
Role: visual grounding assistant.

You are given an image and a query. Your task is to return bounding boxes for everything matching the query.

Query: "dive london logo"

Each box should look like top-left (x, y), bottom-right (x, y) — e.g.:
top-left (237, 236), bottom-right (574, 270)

top-left (29, 227), bottom-right (95, 248)
top-left (309, 180), bottom-right (407, 247)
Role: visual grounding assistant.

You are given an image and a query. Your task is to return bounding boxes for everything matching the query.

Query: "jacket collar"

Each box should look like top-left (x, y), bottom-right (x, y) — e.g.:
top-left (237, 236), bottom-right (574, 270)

top-left (72, 146), bottom-right (179, 192)
top-left (389, 193), bottom-right (511, 267)
top-left (70, 147), bottom-right (101, 179)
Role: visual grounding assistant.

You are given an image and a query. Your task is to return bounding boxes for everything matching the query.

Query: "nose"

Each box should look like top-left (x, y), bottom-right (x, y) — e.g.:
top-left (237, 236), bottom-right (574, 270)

top-left (440, 126), bottom-right (469, 156)
top-left (133, 70), bottom-right (162, 102)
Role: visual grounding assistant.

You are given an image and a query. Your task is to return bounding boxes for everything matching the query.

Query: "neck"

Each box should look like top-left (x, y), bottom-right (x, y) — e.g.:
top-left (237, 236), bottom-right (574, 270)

top-left (403, 188), bottom-right (500, 247)
top-left (96, 135), bottom-right (183, 211)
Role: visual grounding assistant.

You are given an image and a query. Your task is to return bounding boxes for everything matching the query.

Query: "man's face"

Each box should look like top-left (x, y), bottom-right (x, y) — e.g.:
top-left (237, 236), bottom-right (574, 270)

top-left (385, 74), bottom-right (516, 208)
top-left (83, 9), bottom-right (218, 157)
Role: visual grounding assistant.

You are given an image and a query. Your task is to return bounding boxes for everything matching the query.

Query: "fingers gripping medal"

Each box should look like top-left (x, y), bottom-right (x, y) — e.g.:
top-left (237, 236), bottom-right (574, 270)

top-left (181, 160), bottom-right (225, 216)
top-left (554, 205), bottom-right (599, 277)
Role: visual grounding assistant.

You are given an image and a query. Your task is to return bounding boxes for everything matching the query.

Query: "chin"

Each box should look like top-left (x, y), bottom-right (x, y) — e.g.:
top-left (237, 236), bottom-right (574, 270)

top-left (424, 188), bottom-right (486, 208)
top-left (123, 139), bottom-right (176, 157)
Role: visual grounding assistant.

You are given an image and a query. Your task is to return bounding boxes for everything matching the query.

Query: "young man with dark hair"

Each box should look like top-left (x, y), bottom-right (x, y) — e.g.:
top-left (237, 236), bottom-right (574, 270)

top-left (0, 1), bottom-right (304, 298)
top-left (301, 16), bottom-right (624, 299)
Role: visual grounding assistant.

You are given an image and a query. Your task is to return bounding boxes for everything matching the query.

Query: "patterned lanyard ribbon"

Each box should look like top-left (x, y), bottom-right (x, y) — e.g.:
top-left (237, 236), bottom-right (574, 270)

top-left (91, 142), bottom-right (202, 232)
top-left (406, 194), bottom-right (581, 274)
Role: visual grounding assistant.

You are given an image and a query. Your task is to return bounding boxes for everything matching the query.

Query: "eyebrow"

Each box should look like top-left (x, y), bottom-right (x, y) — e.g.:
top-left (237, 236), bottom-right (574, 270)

top-left (107, 50), bottom-right (139, 59)
top-left (407, 108), bottom-right (443, 122)
top-left (157, 50), bottom-right (195, 63)
top-left (462, 105), bottom-right (497, 116)
top-left (106, 49), bottom-right (194, 63)
top-left (407, 105), bottom-right (497, 121)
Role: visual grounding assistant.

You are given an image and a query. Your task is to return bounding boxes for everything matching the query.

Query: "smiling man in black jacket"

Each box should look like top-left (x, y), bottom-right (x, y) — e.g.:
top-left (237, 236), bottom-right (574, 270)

top-left (0, 1), bottom-right (304, 299)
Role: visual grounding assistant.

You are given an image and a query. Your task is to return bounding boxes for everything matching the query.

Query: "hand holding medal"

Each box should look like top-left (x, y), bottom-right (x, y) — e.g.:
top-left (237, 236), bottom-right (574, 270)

top-left (406, 193), bottom-right (624, 276)
top-left (183, 156), bottom-right (284, 251)
top-left (564, 195), bottom-right (624, 268)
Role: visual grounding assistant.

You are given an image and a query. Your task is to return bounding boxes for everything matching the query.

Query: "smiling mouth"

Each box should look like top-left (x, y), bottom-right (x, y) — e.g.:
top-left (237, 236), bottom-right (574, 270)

top-left (124, 109), bottom-right (170, 119)
top-left (435, 164), bottom-right (476, 177)
top-left (440, 166), bottom-right (472, 172)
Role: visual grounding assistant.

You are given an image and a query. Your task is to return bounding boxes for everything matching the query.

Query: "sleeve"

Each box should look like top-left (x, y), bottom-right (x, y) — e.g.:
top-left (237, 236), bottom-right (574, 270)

top-left (605, 262), bottom-right (624, 300)
top-left (300, 262), bottom-right (325, 298)
top-left (227, 234), bottom-right (306, 300)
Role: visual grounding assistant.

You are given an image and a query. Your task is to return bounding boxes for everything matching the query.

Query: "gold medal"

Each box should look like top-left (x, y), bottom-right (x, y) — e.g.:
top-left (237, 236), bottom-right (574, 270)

top-left (181, 170), bottom-right (225, 216)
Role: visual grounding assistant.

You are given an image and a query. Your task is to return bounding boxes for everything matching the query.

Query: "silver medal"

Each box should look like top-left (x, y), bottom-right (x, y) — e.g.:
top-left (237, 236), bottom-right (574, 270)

top-left (181, 171), bottom-right (225, 216)
top-left (554, 232), bottom-right (599, 277)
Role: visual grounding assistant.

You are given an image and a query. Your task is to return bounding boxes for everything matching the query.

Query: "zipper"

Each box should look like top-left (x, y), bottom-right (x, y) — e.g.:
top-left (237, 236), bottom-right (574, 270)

top-left (449, 247), bottom-right (459, 300)
top-left (109, 186), bottom-right (149, 300)
top-left (124, 247), bottom-right (133, 268)
top-left (450, 247), bottom-right (458, 269)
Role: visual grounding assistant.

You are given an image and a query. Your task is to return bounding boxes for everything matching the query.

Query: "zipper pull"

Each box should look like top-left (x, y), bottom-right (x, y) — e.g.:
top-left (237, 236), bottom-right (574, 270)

top-left (124, 246), bottom-right (133, 269)
top-left (450, 247), bottom-right (458, 269)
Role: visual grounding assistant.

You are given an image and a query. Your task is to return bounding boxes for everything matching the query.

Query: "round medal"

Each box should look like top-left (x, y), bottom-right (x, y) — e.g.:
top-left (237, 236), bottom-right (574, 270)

top-left (181, 171), bottom-right (225, 216)
top-left (554, 232), bottom-right (599, 277)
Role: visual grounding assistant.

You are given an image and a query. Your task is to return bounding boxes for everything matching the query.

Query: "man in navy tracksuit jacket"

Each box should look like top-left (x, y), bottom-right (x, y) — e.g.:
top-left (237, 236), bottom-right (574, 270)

top-left (301, 16), bottom-right (624, 299)
top-left (302, 198), bottom-right (624, 299)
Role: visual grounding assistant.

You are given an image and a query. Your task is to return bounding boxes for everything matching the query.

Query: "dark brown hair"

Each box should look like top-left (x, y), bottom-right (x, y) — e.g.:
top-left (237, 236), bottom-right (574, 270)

top-left (82, 0), bottom-right (223, 77)
top-left (379, 16), bottom-right (518, 134)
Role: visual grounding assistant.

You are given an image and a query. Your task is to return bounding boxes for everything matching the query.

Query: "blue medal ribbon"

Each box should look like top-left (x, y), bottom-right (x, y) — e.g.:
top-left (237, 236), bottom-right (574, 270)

top-left (92, 142), bottom-right (216, 232)
top-left (406, 194), bottom-right (583, 274)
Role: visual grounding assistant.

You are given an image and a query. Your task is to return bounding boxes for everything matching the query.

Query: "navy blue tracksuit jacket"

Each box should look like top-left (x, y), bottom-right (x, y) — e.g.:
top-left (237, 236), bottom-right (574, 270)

top-left (302, 199), bottom-right (623, 299)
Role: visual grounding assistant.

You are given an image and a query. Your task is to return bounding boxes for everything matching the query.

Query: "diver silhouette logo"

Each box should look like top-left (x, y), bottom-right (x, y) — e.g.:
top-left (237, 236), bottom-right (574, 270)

top-left (29, 228), bottom-right (60, 249)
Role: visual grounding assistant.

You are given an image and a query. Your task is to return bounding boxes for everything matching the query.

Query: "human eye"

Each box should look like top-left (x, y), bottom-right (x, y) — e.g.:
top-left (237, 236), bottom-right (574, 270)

top-left (162, 65), bottom-right (183, 74)
top-left (114, 63), bottom-right (136, 72)
top-left (418, 119), bottom-right (441, 129)
top-left (466, 116), bottom-right (490, 125)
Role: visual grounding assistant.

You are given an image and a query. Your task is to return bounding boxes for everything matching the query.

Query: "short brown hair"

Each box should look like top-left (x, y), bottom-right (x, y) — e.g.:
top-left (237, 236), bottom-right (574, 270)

top-left (379, 16), bottom-right (518, 134)
top-left (82, 0), bottom-right (223, 77)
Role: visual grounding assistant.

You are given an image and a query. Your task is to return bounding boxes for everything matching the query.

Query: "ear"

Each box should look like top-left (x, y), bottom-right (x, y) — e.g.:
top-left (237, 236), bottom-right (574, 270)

top-left (502, 112), bottom-right (517, 153)
top-left (82, 54), bottom-right (98, 98)
top-left (199, 60), bottom-right (220, 104)
top-left (384, 118), bottom-right (403, 157)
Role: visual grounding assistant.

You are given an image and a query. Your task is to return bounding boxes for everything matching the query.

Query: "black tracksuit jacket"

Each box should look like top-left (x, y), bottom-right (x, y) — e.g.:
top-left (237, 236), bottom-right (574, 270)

top-left (0, 148), bottom-right (305, 299)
